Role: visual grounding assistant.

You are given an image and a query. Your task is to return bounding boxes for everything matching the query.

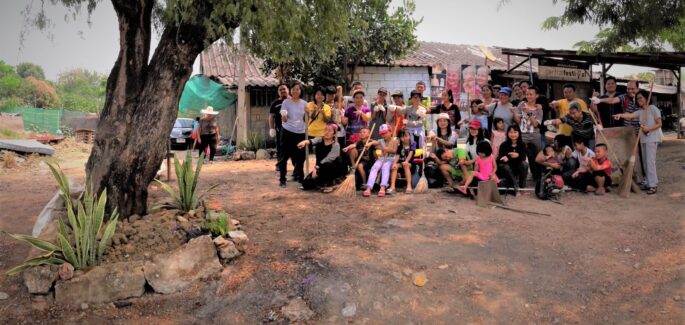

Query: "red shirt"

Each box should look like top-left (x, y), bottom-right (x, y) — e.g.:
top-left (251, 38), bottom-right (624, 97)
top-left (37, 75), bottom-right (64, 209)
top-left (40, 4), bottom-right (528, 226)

top-left (592, 157), bottom-right (611, 176)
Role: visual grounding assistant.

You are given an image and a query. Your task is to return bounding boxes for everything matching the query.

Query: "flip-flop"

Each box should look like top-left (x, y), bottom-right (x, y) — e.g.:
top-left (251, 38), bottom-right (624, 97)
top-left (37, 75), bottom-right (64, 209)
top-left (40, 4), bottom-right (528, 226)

top-left (322, 187), bottom-right (333, 193)
top-left (457, 186), bottom-right (467, 195)
top-left (363, 189), bottom-right (371, 197)
top-left (377, 190), bottom-right (386, 197)
top-left (405, 189), bottom-right (414, 194)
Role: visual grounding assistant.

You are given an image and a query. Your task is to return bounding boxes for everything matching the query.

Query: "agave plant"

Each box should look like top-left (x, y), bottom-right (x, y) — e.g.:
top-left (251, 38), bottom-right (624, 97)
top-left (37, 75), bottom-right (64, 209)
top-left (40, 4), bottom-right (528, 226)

top-left (2, 162), bottom-right (118, 275)
top-left (155, 150), bottom-right (218, 212)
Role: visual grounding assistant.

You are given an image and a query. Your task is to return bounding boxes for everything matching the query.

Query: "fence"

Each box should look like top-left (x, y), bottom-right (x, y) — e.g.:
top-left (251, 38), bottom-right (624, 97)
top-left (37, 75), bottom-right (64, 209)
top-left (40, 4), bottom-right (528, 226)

top-left (0, 107), bottom-right (96, 134)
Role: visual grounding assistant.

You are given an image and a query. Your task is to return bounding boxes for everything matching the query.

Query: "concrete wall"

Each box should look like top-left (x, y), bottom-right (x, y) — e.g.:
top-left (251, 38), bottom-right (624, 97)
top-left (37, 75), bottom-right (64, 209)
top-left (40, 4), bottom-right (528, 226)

top-left (353, 66), bottom-right (431, 100)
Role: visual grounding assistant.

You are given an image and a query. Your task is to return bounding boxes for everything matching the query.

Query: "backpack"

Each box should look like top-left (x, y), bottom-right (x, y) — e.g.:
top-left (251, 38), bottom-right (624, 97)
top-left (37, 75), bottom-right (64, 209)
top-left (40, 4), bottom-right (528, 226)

top-left (535, 170), bottom-right (563, 201)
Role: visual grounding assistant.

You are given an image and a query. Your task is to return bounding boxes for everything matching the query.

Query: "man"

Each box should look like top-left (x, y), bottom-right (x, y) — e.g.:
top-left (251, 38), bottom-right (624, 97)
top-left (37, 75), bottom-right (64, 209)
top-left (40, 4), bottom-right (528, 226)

top-left (344, 81), bottom-right (368, 107)
top-left (549, 101), bottom-right (596, 149)
top-left (415, 81), bottom-right (432, 108)
top-left (269, 84), bottom-right (289, 171)
top-left (492, 84), bottom-right (502, 100)
top-left (590, 77), bottom-right (623, 128)
top-left (369, 87), bottom-right (389, 139)
top-left (550, 83), bottom-right (589, 137)
top-left (436, 147), bottom-right (470, 191)
top-left (592, 80), bottom-right (639, 132)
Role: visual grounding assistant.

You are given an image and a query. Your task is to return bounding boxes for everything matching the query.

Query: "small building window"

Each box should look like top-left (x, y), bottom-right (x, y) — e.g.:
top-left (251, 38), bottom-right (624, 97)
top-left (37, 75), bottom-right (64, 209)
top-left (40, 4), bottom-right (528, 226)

top-left (250, 87), bottom-right (279, 107)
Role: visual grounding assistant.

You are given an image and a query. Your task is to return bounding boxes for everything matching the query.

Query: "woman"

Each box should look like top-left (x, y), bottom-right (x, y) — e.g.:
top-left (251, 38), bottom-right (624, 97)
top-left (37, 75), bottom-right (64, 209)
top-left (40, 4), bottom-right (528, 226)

top-left (514, 87), bottom-right (543, 181)
top-left (196, 106), bottom-right (220, 162)
top-left (342, 89), bottom-right (371, 144)
top-left (485, 87), bottom-right (516, 131)
top-left (429, 113), bottom-right (458, 151)
top-left (430, 89), bottom-right (460, 127)
top-left (497, 125), bottom-right (529, 193)
top-left (613, 91), bottom-right (663, 194)
top-left (278, 82), bottom-right (307, 188)
top-left (306, 87), bottom-right (332, 138)
top-left (481, 84), bottom-right (496, 107)
top-left (330, 86), bottom-right (347, 148)
top-left (403, 90), bottom-right (428, 149)
top-left (465, 119), bottom-right (490, 164)
top-left (369, 88), bottom-right (389, 139)
top-left (297, 124), bottom-right (343, 193)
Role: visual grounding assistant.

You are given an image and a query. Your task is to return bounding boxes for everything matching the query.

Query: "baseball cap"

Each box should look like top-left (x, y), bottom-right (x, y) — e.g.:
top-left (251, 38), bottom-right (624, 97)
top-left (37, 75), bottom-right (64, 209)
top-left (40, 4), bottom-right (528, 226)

top-left (469, 119), bottom-right (483, 129)
top-left (391, 89), bottom-right (404, 97)
top-left (410, 90), bottom-right (423, 99)
top-left (499, 87), bottom-right (512, 95)
top-left (352, 89), bottom-right (365, 97)
top-left (379, 124), bottom-right (393, 135)
top-left (377, 87), bottom-right (388, 94)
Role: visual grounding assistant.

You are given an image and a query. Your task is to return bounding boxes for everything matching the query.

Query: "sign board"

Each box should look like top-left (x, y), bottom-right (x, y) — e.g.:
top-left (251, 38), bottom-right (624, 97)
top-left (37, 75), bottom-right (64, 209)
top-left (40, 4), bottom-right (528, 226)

top-left (538, 58), bottom-right (591, 82)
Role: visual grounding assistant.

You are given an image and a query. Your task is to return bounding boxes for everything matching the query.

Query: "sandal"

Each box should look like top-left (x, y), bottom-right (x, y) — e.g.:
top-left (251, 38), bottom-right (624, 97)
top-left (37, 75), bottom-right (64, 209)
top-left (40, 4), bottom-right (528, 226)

top-left (456, 186), bottom-right (467, 195)
top-left (647, 187), bottom-right (657, 195)
top-left (386, 188), bottom-right (395, 195)
top-left (362, 189), bottom-right (371, 197)
top-left (322, 187), bottom-right (333, 193)
top-left (378, 188), bottom-right (386, 197)
top-left (405, 188), bottom-right (414, 194)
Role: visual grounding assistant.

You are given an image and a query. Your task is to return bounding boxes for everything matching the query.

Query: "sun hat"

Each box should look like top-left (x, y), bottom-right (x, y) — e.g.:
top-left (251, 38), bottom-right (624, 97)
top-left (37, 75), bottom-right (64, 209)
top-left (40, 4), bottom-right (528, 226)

top-left (201, 106), bottom-right (219, 115)
top-left (469, 119), bottom-right (482, 130)
top-left (499, 87), bottom-right (512, 95)
top-left (437, 113), bottom-right (450, 121)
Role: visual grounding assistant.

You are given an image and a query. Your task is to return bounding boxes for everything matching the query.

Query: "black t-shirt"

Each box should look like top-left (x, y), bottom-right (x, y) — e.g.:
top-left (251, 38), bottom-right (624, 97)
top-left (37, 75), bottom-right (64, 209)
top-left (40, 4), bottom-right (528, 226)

top-left (269, 98), bottom-right (285, 129)
top-left (430, 103), bottom-right (461, 127)
top-left (598, 93), bottom-right (624, 128)
top-left (497, 141), bottom-right (527, 170)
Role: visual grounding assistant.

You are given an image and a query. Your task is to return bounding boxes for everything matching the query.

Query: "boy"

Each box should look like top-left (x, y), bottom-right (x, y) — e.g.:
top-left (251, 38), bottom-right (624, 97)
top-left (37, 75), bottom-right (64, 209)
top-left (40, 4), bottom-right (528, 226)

top-left (581, 143), bottom-right (612, 195)
top-left (436, 147), bottom-right (470, 192)
top-left (567, 138), bottom-right (596, 189)
top-left (342, 127), bottom-right (375, 189)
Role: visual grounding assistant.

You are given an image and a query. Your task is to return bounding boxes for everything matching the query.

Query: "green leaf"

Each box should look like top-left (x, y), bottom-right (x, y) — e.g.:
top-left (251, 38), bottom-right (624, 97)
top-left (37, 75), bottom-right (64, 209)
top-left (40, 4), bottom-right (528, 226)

top-left (58, 233), bottom-right (78, 268)
top-left (98, 218), bottom-right (117, 262)
top-left (2, 231), bottom-right (60, 252)
top-left (5, 253), bottom-right (65, 276)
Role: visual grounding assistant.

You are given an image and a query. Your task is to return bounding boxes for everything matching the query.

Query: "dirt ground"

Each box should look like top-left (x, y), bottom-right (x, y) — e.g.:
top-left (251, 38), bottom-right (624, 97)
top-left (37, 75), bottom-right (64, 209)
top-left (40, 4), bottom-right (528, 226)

top-left (0, 136), bottom-right (684, 324)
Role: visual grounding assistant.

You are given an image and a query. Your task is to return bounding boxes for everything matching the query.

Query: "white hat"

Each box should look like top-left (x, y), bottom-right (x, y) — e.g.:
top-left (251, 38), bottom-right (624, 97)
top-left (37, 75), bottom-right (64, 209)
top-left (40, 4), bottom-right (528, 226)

top-left (436, 112), bottom-right (450, 121)
top-left (201, 106), bottom-right (219, 115)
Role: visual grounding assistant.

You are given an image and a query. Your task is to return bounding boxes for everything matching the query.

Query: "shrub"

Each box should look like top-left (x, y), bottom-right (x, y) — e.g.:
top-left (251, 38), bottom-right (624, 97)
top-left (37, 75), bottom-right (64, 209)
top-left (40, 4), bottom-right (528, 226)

top-left (207, 212), bottom-right (233, 237)
top-left (239, 132), bottom-right (265, 152)
top-left (2, 162), bottom-right (118, 275)
top-left (155, 150), bottom-right (218, 212)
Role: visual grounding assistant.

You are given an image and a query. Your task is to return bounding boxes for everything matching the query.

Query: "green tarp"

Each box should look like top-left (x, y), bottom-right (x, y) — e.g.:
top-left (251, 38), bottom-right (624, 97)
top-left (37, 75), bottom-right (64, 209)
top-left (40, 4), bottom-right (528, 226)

top-left (178, 75), bottom-right (236, 114)
top-left (0, 107), bottom-right (63, 134)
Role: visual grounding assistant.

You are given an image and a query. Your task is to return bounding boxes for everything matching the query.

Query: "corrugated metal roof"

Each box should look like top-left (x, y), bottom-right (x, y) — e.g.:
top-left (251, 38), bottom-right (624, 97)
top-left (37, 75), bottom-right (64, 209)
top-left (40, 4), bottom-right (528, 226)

top-left (200, 41), bottom-right (280, 87)
top-left (392, 42), bottom-right (534, 71)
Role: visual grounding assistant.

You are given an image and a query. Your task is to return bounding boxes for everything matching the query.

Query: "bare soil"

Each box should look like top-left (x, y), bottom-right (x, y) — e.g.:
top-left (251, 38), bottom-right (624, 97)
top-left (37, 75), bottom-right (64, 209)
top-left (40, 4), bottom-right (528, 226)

top-left (0, 136), bottom-right (683, 324)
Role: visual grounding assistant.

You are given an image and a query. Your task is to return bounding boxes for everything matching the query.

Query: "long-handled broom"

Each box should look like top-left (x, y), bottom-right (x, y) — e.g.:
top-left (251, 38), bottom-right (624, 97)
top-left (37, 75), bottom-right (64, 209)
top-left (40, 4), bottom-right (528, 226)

top-left (413, 139), bottom-right (429, 193)
top-left (332, 124), bottom-right (377, 197)
top-left (618, 81), bottom-right (653, 198)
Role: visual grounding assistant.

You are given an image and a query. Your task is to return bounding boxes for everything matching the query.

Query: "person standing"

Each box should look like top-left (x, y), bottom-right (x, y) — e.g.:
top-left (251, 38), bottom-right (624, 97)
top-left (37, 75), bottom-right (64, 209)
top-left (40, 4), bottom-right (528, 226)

top-left (403, 90), bottom-right (428, 148)
top-left (278, 83), bottom-right (307, 188)
top-left (269, 84), bottom-right (289, 171)
top-left (485, 87), bottom-right (516, 131)
top-left (196, 106), bottom-right (220, 163)
top-left (514, 86), bottom-right (544, 181)
top-left (369, 88), bottom-right (390, 139)
top-left (306, 87), bottom-right (332, 138)
top-left (613, 91), bottom-right (663, 194)
top-left (328, 86), bottom-right (346, 148)
top-left (519, 80), bottom-right (550, 144)
top-left (590, 77), bottom-right (623, 128)
top-left (592, 80), bottom-right (639, 131)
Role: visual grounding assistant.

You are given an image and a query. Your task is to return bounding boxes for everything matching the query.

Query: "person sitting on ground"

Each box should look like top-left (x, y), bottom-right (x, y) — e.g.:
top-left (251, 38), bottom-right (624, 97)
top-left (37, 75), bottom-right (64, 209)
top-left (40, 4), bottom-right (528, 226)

top-left (535, 135), bottom-right (574, 176)
top-left (389, 129), bottom-right (416, 195)
top-left (297, 124), bottom-right (344, 193)
top-left (436, 147), bottom-right (470, 193)
top-left (363, 124), bottom-right (398, 197)
top-left (537, 145), bottom-right (561, 174)
top-left (575, 143), bottom-right (612, 195)
top-left (342, 127), bottom-right (375, 189)
top-left (566, 138), bottom-right (595, 188)
top-left (496, 125), bottom-right (529, 194)
top-left (458, 141), bottom-right (499, 194)
top-left (548, 101), bottom-right (597, 149)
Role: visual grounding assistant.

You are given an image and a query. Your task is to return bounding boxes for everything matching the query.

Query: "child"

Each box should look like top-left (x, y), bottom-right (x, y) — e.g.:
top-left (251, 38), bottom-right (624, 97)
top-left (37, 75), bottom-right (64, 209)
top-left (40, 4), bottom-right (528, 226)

top-left (363, 124), bottom-right (398, 197)
top-left (567, 138), bottom-right (596, 188)
top-left (389, 129), bottom-right (416, 194)
top-left (342, 127), bottom-right (375, 188)
top-left (400, 90), bottom-right (427, 148)
top-left (541, 145), bottom-right (560, 170)
top-left (490, 117), bottom-right (506, 159)
top-left (581, 143), bottom-right (612, 195)
top-left (458, 141), bottom-right (498, 194)
top-left (436, 147), bottom-right (470, 192)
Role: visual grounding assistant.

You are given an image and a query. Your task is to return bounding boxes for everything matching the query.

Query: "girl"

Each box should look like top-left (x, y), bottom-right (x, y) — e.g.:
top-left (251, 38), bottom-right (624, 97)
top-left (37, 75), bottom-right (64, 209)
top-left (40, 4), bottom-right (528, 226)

top-left (306, 87), bottom-right (332, 138)
top-left (389, 129), bottom-right (415, 194)
top-left (458, 141), bottom-right (498, 194)
top-left (363, 124), bottom-right (398, 197)
top-left (297, 124), bottom-right (343, 193)
top-left (465, 119), bottom-right (490, 165)
top-left (496, 125), bottom-right (529, 194)
top-left (278, 82), bottom-right (307, 188)
top-left (429, 113), bottom-right (457, 151)
top-left (613, 91), bottom-right (662, 194)
top-left (490, 117), bottom-right (506, 159)
top-left (469, 99), bottom-right (489, 134)
top-left (430, 89), bottom-right (461, 127)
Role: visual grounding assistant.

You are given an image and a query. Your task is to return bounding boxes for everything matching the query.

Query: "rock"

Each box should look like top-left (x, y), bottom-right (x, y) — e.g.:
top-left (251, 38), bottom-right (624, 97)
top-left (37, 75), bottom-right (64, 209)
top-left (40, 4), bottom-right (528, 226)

top-left (674, 296), bottom-right (682, 301)
top-left (178, 221), bottom-right (194, 233)
top-left (240, 151), bottom-right (256, 160)
top-left (55, 261), bottom-right (145, 305)
top-left (31, 294), bottom-right (53, 311)
top-left (0, 292), bottom-right (9, 300)
top-left (402, 268), bottom-right (413, 276)
top-left (144, 235), bottom-right (222, 294)
top-left (412, 272), bottom-right (427, 287)
top-left (281, 297), bottom-right (314, 321)
top-left (213, 236), bottom-right (229, 247)
top-left (255, 149), bottom-right (270, 160)
top-left (58, 263), bottom-right (74, 281)
top-left (80, 303), bottom-right (89, 310)
top-left (228, 230), bottom-right (248, 245)
top-left (633, 263), bottom-right (641, 270)
top-left (176, 216), bottom-right (188, 223)
top-left (437, 264), bottom-right (449, 270)
top-left (187, 210), bottom-right (196, 218)
top-left (342, 302), bottom-right (357, 317)
top-left (217, 240), bottom-right (241, 260)
top-left (232, 151), bottom-right (242, 161)
top-left (128, 214), bottom-right (141, 223)
top-left (23, 265), bottom-right (57, 294)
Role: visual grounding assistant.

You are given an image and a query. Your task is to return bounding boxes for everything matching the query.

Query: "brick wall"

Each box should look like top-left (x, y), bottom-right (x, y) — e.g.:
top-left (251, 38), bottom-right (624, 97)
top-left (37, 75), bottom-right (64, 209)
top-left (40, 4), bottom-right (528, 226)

top-left (353, 66), bottom-right (431, 99)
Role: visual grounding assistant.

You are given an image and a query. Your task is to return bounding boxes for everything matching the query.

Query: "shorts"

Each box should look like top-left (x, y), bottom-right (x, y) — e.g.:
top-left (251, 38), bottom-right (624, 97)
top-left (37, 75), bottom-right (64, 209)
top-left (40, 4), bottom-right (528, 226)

top-left (449, 165), bottom-right (470, 180)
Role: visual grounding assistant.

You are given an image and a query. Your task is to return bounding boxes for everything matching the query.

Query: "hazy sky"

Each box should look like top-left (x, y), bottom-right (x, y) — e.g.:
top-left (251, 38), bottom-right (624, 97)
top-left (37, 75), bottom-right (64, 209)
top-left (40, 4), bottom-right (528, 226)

top-left (0, 0), bottom-right (651, 81)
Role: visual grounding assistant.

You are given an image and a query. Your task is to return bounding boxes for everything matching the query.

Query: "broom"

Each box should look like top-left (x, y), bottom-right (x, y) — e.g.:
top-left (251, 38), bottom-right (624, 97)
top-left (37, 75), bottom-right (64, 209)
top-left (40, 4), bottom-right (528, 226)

top-left (332, 124), bottom-right (377, 197)
top-left (414, 112), bottom-right (430, 194)
top-left (618, 81), bottom-right (653, 198)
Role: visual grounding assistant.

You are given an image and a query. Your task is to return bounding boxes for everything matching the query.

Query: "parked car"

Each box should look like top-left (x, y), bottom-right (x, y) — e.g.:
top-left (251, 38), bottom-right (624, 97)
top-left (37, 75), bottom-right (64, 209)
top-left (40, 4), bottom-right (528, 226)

top-left (170, 118), bottom-right (194, 149)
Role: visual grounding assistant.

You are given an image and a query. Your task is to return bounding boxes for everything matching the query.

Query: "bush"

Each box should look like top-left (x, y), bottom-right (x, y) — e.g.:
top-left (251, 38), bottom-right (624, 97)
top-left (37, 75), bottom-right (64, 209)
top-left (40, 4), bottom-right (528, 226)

top-left (239, 132), bottom-right (265, 152)
top-left (207, 212), bottom-right (234, 237)
top-left (155, 150), bottom-right (218, 212)
top-left (2, 162), bottom-right (118, 275)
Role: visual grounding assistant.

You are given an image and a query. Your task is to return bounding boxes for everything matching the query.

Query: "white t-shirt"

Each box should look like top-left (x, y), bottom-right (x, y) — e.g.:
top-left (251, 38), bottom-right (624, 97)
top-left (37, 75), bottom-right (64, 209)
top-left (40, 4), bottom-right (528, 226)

top-left (572, 148), bottom-right (595, 168)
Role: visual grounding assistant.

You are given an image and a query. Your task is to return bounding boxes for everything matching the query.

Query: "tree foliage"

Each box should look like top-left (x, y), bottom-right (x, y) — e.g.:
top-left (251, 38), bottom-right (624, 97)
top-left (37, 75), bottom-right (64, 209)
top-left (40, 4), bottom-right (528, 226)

top-left (261, 0), bottom-right (421, 87)
top-left (16, 62), bottom-right (46, 80)
top-left (55, 68), bottom-right (107, 113)
top-left (543, 0), bottom-right (685, 52)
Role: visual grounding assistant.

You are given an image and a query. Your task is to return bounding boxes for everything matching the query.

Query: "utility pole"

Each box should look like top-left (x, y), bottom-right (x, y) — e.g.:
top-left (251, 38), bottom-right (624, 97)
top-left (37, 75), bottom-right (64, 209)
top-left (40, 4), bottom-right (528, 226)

top-left (236, 30), bottom-right (248, 145)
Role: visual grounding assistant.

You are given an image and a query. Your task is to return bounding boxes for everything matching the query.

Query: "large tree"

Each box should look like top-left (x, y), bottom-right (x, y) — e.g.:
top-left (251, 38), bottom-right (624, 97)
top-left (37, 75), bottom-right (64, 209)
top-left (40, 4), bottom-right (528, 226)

top-left (25, 0), bottom-right (399, 217)
top-left (542, 0), bottom-right (685, 51)
top-left (260, 0), bottom-right (420, 88)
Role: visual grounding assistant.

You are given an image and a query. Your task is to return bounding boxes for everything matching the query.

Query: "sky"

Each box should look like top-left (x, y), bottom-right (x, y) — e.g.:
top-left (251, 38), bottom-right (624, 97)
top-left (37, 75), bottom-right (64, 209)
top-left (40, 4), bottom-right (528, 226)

top-left (0, 0), bottom-right (652, 81)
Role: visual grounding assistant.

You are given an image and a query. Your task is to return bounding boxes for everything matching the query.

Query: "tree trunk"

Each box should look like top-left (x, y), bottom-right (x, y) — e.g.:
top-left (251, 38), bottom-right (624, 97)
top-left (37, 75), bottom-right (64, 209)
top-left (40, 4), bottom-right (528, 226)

top-left (86, 0), bottom-right (216, 218)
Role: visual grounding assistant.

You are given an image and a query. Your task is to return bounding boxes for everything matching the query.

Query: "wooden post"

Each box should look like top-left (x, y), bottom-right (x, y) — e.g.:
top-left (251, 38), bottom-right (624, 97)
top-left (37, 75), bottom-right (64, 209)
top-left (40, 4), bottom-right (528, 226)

top-left (599, 63), bottom-right (606, 94)
top-left (236, 36), bottom-right (248, 146)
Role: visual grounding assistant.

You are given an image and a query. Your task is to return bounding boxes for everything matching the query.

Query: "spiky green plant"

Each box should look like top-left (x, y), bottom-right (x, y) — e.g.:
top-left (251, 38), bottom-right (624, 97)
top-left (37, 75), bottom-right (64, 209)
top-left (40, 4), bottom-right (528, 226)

top-left (155, 150), bottom-right (218, 212)
top-left (207, 212), bottom-right (233, 237)
top-left (2, 162), bottom-right (118, 275)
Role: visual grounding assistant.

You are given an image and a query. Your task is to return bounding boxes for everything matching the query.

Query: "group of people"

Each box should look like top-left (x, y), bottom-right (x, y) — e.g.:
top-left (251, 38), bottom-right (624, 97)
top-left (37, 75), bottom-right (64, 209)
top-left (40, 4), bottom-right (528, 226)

top-left (267, 77), bottom-right (663, 197)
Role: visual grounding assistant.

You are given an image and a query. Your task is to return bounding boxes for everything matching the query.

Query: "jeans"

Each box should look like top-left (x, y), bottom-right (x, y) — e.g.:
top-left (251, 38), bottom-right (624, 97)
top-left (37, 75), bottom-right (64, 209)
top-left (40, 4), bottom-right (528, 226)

top-left (278, 129), bottom-right (305, 183)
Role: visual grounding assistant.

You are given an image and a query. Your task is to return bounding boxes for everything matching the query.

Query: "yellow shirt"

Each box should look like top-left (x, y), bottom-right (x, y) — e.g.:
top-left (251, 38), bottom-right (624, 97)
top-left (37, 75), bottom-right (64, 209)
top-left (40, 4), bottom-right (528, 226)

top-left (306, 102), bottom-right (332, 137)
top-left (556, 98), bottom-right (588, 136)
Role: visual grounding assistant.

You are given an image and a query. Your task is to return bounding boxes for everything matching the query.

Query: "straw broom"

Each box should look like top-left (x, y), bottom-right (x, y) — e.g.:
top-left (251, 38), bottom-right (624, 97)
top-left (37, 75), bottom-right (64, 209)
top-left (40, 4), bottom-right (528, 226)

top-left (332, 124), bottom-right (377, 197)
top-left (619, 81), bottom-right (653, 198)
top-left (414, 109), bottom-right (429, 194)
